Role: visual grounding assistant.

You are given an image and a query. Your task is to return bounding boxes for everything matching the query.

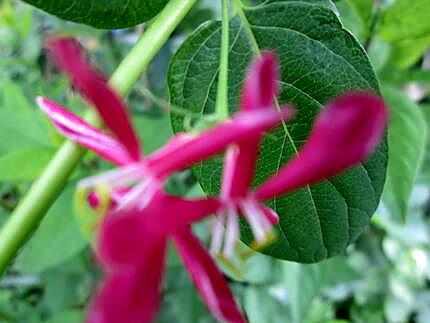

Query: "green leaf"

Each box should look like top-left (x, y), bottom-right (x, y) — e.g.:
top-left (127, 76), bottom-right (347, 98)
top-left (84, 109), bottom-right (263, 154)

top-left (133, 112), bottom-right (173, 154)
top-left (15, 185), bottom-right (88, 273)
top-left (21, 0), bottom-right (169, 29)
top-left (264, 0), bottom-right (337, 11)
top-left (168, 1), bottom-right (387, 262)
top-left (244, 286), bottom-right (290, 323)
top-left (1, 80), bottom-right (33, 112)
top-left (0, 109), bottom-right (50, 155)
top-left (379, 0), bottom-right (430, 42)
top-left (336, 0), bottom-right (373, 41)
top-left (382, 87), bottom-right (427, 221)
top-left (418, 104), bottom-right (430, 183)
top-left (44, 310), bottom-right (83, 323)
top-left (0, 147), bottom-right (55, 181)
top-left (282, 257), bottom-right (360, 323)
top-left (389, 35), bottom-right (430, 69)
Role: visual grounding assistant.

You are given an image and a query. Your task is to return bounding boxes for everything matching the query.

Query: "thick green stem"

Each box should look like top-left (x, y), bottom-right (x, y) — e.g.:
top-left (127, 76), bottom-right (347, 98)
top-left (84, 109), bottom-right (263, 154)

top-left (215, 0), bottom-right (230, 119)
top-left (0, 0), bottom-right (197, 277)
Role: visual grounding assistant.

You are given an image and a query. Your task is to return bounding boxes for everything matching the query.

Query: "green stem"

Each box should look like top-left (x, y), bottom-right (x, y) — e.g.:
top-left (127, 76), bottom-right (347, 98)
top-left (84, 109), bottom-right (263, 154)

top-left (215, 0), bottom-right (230, 119)
top-left (0, 0), bottom-right (197, 277)
top-left (232, 0), bottom-right (259, 53)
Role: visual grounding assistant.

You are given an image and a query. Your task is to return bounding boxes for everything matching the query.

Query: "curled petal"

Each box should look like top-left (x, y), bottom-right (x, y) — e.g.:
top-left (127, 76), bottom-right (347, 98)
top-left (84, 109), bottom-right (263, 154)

top-left (88, 241), bottom-right (167, 323)
top-left (37, 97), bottom-right (135, 165)
top-left (173, 228), bottom-right (246, 323)
top-left (241, 52), bottom-right (279, 111)
top-left (148, 108), bottom-right (295, 177)
top-left (256, 92), bottom-right (388, 200)
top-left (46, 38), bottom-right (140, 159)
top-left (260, 205), bottom-right (280, 225)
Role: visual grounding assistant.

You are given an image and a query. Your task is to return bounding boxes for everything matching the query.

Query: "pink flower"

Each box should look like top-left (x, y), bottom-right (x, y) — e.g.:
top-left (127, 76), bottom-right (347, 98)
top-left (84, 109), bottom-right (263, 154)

top-left (39, 38), bottom-right (295, 323)
top-left (38, 37), bottom-right (388, 323)
top-left (210, 54), bottom-right (388, 256)
top-left (89, 192), bottom-right (248, 323)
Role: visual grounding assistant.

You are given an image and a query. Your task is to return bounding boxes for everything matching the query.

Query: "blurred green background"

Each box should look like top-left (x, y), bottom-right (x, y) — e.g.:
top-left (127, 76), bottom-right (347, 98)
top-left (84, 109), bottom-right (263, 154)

top-left (0, 0), bottom-right (429, 322)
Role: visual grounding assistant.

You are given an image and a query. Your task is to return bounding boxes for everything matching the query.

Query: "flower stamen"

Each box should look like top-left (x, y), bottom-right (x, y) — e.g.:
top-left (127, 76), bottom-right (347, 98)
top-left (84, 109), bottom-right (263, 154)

top-left (240, 199), bottom-right (276, 250)
top-left (210, 212), bottom-right (225, 255)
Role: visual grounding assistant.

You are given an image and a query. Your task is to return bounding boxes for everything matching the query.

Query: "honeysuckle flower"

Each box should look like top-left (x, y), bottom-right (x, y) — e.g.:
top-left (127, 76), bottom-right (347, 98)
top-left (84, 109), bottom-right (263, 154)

top-left (88, 192), bottom-right (249, 323)
top-left (211, 52), bottom-right (282, 256)
top-left (46, 38), bottom-right (141, 160)
top-left (39, 38), bottom-right (295, 323)
top-left (38, 36), bottom-right (388, 323)
top-left (212, 84), bottom-right (388, 257)
top-left (40, 38), bottom-right (293, 213)
top-left (37, 94), bottom-right (250, 322)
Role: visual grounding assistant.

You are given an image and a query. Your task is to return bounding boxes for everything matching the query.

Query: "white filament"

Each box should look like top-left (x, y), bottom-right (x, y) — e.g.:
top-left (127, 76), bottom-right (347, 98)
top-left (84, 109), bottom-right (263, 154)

top-left (115, 177), bottom-right (160, 211)
top-left (223, 206), bottom-right (239, 257)
top-left (210, 212), bottom-right (225, 255)
top-left (78, 162), bottom-right (146, 190)
top-left (240, 199), bottom-right (272, 242)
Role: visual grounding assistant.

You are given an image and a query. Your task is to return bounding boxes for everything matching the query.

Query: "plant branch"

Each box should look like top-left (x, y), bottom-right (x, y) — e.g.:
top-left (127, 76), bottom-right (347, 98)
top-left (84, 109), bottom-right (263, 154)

top-left (215, 0), bottom-right (230, 119)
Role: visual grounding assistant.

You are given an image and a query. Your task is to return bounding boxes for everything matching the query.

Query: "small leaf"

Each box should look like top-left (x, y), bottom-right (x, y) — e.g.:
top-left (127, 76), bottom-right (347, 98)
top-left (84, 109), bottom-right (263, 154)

top-left (21, 0), bottom-right (169, 29)
top-left (382, 87), bottom-right (427, 221)
top-left (379, 0), bottom-right (430, 42)
top-left (0, 147), bottom-right (55, 181)
top-left (16, 185), bottom-right (89, 273)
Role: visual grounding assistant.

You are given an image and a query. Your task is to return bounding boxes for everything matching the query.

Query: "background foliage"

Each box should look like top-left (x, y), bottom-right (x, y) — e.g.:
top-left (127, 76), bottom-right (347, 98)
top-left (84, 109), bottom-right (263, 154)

top-left (0, 0), bottom-right (429, 322)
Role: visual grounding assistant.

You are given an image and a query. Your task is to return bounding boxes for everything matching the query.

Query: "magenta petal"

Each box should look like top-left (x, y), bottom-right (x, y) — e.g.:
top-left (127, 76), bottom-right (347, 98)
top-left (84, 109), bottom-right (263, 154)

top-left (37, 97), bottom-right (136, 165)
top-left (46, 38), bottom-right (140, 159)
top-left (98, 193), bottom-right (219, 269)
top-left (97, 211), bottom-right (155, 269)
top-left (256, 92), bottom-right (388, 200)
top-left (241, 52), bottom-right (279, 111)
top-left (221, 139), bottom-right (259, 199)
top-left (260, 205), bottom-right (280, 224)
top-left (148, 108), bottom-right (294, 177)
top-left (161, 195), bottom-right (221, 230)
top-left (88, 241), bottom-right (167, 323)
top-left (173, 228), bottom-right (247, 323)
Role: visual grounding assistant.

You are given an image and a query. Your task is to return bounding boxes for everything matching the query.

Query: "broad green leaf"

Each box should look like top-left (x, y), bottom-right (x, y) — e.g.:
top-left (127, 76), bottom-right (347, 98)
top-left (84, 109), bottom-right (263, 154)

top-left (264, 0), bottom-right (337, 11)
top-left (379, 0), bottom-right (430, 42)
top-left (2, 80), bottom-right (33, 112)
top-left (336, 0), bottom-right (373, 41)
top-left (382, 87), bottom-right (427, 221)
top-left (21, 0), bottom-right (169, 29)
top-left (16, 185), bottom-right (88, 273)
top-left (133, 113), bottom-right (173, 154)
top-left (45, 311), bottom-right (83, 323)
top-left (345, 0), bottom-right (373, 24)
top-left (161, 263), bottom-right (216, 323)
top-left (282, 257), bottom-right (360, 323)
top-left (419, 104), bottom-right (430, 183)
top-left (389, 35), bottom-right (430, 69)
top-left (379, 67), bottom-right (430, 85)
top-left (0, 147), bottom-right (55, 181)
top-left (244, 286), bottom-right (289, 323)
top-left (0, 110), bottom-right (50, 155)
top-left (168, 1), bottom-right (387, 262)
